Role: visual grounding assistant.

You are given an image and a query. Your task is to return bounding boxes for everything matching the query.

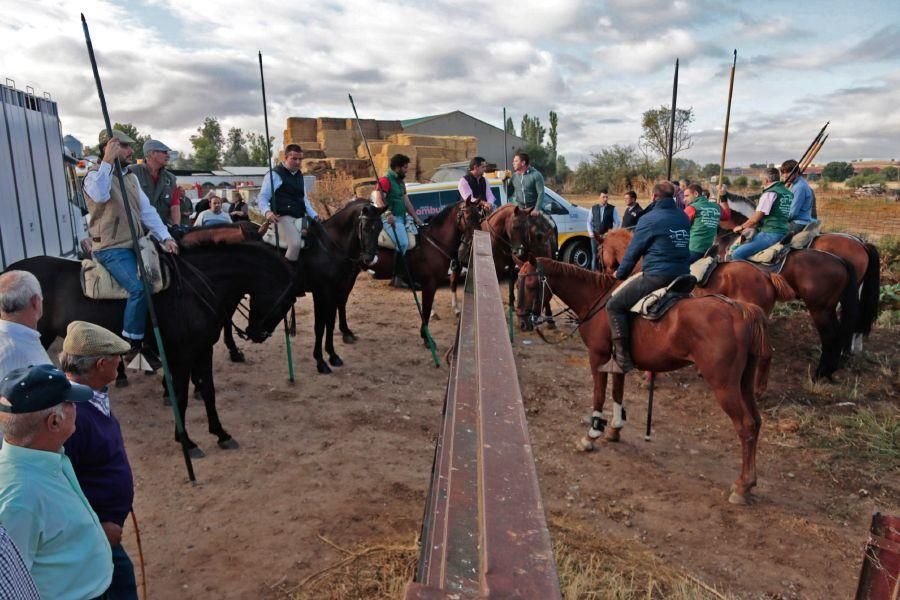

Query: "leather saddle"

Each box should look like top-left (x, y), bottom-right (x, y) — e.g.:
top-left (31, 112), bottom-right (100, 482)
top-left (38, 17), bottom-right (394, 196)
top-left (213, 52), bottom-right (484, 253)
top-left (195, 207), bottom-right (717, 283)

top-left (629, 274), bottom-right (697, 320)
top-left (81, 236), bottom-right (169, 300)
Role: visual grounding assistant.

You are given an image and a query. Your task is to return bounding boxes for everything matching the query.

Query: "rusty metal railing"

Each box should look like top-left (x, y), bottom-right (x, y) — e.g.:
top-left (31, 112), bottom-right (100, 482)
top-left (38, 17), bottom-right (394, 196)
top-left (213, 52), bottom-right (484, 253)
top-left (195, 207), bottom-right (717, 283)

top-left (406, 230), bottom-right (561, 599)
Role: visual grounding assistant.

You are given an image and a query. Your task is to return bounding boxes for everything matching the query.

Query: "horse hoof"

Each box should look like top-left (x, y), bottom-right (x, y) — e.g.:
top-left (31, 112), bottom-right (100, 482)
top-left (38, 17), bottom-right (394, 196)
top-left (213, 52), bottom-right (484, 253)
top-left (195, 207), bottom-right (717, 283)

top-left (603, 427), bottom-right (621, 443)
top-left (728, 491), bottom-right (749, 505)
top-left (342, 332), bottom-right (357, 344)
top-left (188, 446), bottom-right (206, 459)
top-left (115, 377), bottom-right (129, 388)
top-left (229, 349), bottom-right (246, 363)
top-left (218, 438), bottom-right (240, 450)
top-left (577, 437), bottom-right (594, 452)
top-left (317, 362), bottom-right (332, 374)
top-left (328, 355), bottom-right (343, 367)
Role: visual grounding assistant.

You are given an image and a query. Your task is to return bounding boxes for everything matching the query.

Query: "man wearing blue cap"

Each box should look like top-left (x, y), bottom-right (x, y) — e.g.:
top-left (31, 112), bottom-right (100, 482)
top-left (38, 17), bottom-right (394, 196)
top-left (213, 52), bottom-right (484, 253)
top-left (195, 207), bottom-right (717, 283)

top-left (0, 364), bottom-right (113, 600)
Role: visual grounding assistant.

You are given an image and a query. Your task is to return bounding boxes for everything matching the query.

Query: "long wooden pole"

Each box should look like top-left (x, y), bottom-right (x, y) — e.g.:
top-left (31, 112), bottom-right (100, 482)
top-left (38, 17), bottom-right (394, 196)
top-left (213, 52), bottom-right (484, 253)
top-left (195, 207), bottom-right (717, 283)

top-left (665, 58), bottom-right (679, 180)
top-left (717, 50), bottom-right (737, 197)
top-left (258, 51), bottom-right (295, 382)
top-left (81, 14), bottom-right (195, 481)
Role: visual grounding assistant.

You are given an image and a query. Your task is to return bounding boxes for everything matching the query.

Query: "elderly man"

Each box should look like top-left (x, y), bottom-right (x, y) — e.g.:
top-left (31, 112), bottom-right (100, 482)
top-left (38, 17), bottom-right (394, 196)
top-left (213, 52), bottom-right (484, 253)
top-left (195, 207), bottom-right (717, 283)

top-left (129, 139), bottom-right (181, 226)
top-left (257, 143), bottom-right (320, 264)
top-left (83, 129), bottom-right (179, 368)
top-left (587, 190), bottom-right (620, 271)
top-left (0, 364), bottom-right (113, 599)
top-left (60, 322), bottom-right (137, 600)
top-left (0, 271), bottom-right (50, 380)
top-left (727, 167), bottom-right (793, 260)
top-left (194, 195), bottom-right (233, 227)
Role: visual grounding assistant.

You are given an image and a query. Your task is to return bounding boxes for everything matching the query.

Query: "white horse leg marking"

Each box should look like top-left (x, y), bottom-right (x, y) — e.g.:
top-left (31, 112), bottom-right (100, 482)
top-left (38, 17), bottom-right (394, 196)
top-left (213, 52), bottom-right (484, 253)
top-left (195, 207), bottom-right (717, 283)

top-left (851, 333), bottom-right (863, 354)
top-left (612, 402), bottom-right (625, 428)
top-left (588, 410), bottom-right (604, 439)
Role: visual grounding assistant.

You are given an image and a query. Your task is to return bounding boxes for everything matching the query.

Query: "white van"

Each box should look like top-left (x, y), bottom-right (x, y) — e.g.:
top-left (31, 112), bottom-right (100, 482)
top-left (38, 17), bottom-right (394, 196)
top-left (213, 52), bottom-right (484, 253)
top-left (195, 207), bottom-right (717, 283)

top-left (404, 178), bottom-right (592, 268)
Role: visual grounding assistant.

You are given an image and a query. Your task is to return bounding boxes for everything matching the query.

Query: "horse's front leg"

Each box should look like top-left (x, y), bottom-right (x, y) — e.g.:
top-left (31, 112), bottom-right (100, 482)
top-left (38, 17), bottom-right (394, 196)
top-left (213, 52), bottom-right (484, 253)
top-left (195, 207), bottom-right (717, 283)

top-left (450, 270), bottom-right (461, 316)
top-left (579, 355), bottom-right (609, 451)
top-left (222, 318), bottom-right (245, 363)
top-left (338, 274), bottom-right (357, 344)
top-left (604, 372), bottom-right (626, 442)
top-left (193, 346), bottom-right (237, 449)
top-left (324, 295), bottom-right (343, 368)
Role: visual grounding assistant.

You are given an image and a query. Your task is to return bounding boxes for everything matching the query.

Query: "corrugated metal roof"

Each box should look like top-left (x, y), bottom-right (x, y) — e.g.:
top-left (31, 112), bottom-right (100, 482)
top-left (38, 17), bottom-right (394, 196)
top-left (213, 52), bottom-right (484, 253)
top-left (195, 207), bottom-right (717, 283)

top-left (400, 113), bottom-right (447, 128)
top-left (221, 166), bottom-right (270, 176)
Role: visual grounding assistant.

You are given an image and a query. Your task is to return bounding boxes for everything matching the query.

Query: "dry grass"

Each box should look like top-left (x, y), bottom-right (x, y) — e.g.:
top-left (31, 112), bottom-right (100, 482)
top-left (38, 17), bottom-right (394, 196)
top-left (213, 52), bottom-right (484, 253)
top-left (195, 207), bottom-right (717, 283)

top-left (310, 171), bottom-right (357, 217)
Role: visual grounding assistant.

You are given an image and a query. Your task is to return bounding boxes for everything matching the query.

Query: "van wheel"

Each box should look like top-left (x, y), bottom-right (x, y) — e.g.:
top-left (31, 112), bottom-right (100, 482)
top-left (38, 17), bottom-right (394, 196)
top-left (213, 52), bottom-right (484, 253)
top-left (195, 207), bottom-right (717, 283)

top-left (562, 240), bottom-right (591, 269)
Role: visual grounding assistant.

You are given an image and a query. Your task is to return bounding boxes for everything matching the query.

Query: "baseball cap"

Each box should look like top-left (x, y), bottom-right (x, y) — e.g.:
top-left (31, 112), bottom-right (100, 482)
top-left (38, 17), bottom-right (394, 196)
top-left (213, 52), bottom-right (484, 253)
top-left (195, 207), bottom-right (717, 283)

top-left (62, 321), bottom-right (131, 356)
top-left (0, 364), bottom-right (93, 414)
top-left (143, 139), bottom-right (171, 155)
top-left (98, 129), bottom-right (137, 145)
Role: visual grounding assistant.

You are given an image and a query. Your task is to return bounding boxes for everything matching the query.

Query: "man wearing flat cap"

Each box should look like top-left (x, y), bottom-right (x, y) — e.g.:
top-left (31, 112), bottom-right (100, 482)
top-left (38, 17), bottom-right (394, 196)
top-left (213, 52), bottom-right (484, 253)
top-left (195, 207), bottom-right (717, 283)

top-left (83, 129), bottom-right (179, 368)
top-left (129, 138), bottom-right (183, 226)
top-left (60, 321), bottom-right (138, 600)
top-left (0, 364), bottom-right (113, 600)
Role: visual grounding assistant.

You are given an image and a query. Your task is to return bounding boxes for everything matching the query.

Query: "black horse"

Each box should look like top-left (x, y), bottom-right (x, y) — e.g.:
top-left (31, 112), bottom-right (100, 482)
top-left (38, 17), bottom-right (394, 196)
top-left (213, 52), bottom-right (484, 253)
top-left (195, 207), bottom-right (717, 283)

top-left (9, 242), bottom-right (296, 457)
top-left (219, 199), bottom-right (383, 373)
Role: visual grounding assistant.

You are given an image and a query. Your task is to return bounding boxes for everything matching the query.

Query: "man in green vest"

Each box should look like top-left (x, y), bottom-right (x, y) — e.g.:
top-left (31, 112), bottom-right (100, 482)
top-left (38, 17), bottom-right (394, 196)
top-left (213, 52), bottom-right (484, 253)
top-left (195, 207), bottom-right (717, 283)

top-left (129, 139), bottom-right (182, 226)
top-left (683, 183), bottom-right (731, 261)
top-left (729, 167), bottom-right (793, 260)
top-left (376, 154), bottom-right (423, 288)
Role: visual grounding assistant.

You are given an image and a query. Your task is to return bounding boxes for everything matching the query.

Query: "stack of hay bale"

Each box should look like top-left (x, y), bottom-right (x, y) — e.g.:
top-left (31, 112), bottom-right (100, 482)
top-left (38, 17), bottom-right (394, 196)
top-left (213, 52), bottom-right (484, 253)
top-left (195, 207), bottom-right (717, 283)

top-left (283, 116), bottom-right (477, 182)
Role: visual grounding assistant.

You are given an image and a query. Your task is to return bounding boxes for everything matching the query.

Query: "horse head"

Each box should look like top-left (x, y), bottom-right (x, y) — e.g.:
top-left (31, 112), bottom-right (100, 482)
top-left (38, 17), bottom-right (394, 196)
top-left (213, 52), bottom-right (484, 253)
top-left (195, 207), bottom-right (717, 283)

top-left (241, 244), bottom-right (297, 343)
top-left (512, 256), bottom-right (544, 328)
top-left (356, 202), bottom-right (384, 267)
top-left (509, 206), bottom-right (553, 260)
top-left (458, 198), bottom-right (488, 238)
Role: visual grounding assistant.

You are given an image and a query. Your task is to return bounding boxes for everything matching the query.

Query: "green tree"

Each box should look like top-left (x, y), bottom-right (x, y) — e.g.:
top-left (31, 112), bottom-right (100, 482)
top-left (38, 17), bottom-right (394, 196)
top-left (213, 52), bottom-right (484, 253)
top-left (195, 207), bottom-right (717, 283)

top-left (734, 175), bottom-right (748, 187)
top-left (190, 117), bottom-right (224, 171)
top-left (519, 114), bottom-right (546, 146)
top-left (639, 106), bottom-right (694, 159)
top-left (548, 111), bottom-right (559, 158)
top-left (246, 132), bottom-right (274, 167)
top-left (112, 122), bottom-right (150, 159)
top-left (883, 166), bottom-right (898, 179)
top-left (555, 154), bottom-right (572, 186)
top-left (222, 127), bottom-right (251, 166)
top-left (749, 162), bottom-right (767, 169)
top-left (572, 145), bottom-right (646, 193)
top-left (701, 163), bottom-right (720, 180)
top-left (505, 117), bottom-right (516, 136)
top-left (822, 161), bottom-right (854, 182)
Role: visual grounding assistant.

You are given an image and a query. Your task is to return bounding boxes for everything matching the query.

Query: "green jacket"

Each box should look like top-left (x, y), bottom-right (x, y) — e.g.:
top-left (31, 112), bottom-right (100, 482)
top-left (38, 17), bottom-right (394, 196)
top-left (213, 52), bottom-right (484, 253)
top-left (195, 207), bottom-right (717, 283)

top-left (758, 181), bottom-right (793, 234)
top-left (382, 169), bottom-right (407, 217)
top-left (129, 163), bottom-right (180, 225)
top-left (687, 196), bottom-right (721, 253)
top-left (508, 166), bottom-right (546, 211)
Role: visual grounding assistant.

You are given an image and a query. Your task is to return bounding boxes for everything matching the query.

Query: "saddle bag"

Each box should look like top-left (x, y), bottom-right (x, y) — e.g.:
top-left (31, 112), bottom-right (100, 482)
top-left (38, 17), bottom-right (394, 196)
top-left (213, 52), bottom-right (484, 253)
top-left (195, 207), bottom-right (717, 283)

top-left (377, 216), bottom-right (418, 251)
top-left (81, 236), bottom-right (169, 300)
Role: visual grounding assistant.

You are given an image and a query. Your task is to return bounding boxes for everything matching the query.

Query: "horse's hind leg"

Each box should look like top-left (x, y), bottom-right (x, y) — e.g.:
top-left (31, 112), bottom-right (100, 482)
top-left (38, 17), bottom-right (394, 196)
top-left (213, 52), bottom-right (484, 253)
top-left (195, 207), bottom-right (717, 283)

top-left (223, 319), bottom-right (245, 363)
top-left (809, 307), bottom-right (841, 380)
top-left (170, 362), bottom-right (205, 458)
top-left (312, 293), bottom-right (330, 374)
top-left (712, 384), bottom-right (759, 505)
top-left (193, 346), bottom-right (237, 449)
top-left (324, 298), bottom-right (343, 368)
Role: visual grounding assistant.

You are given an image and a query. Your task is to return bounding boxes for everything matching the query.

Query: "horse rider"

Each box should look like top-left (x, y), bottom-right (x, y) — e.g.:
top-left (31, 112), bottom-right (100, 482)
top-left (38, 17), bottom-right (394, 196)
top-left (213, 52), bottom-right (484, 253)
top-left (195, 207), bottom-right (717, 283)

top-left (257, 143), bottom-right (320, 264)
top-left (725, 167), bottom-right (793, 260)
top-left (587, 189), bottom-right (620, 271)
top-left (779, 159), bottom-right (817, 232)
top-left (375, 153), bottom-right (424, 288)
top-left (684, 183), bottom-right (730, 262)
top-left (129, 139), bottom-right (183, 227)
top-left (606, 181), bottom-right (691, 372)
top-left (456, 156), bottom-right (495, 269)
top-left (507, 151), bottom-right (558, 257)
top-left (83, 129), bottom-right (179, 368)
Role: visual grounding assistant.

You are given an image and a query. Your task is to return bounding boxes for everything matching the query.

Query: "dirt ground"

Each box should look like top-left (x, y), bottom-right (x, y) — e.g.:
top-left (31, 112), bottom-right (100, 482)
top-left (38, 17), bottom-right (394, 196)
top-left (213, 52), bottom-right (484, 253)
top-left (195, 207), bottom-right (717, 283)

top-left (105, 276), bottom-right (898, 599)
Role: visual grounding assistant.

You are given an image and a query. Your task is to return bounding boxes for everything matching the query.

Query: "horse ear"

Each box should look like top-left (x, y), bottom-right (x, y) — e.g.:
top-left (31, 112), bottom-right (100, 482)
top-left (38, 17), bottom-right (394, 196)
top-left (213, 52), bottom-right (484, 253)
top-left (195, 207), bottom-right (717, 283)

top-left (513, 206), bottom-right (520, 215)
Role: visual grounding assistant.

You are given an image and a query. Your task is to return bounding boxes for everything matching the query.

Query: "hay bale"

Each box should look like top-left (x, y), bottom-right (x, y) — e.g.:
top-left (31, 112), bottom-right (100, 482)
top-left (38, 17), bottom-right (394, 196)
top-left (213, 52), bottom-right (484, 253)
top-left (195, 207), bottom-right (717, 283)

top-left (346, 118), bottom-right (378, 142)
top-left (357, 140), bottom-right (390, 159)
top-left (317, 129), bottom-right (357, 157)
top-left (387, 133), bottom-right (443, 147)
top-left (414, 145), bottom-right (453, 159)
top-left (418, 157), bottom-right (449, 180)
top-left (317, 117), bottom-right (345, 132)
top-left (286, 117), bottom-right (318, 141)
top-left (376, 144), bottom-right (418, 162)
top-left (327, 158), bottom-right (373, 180)
top-left (376, 120), bottom-right (403, 138)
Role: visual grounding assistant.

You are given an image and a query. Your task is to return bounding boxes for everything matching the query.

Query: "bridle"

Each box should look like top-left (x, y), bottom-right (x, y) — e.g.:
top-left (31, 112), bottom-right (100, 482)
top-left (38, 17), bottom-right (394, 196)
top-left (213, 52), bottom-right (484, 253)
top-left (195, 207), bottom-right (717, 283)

top-left (312, 208), bottom-right (380, 267)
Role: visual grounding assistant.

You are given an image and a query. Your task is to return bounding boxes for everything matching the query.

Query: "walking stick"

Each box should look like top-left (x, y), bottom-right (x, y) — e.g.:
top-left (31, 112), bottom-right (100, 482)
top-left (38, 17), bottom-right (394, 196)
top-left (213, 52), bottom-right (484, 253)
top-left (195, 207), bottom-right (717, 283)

top-left (645, 373), bottom-right (655, 441)
top-left (717, 50), bottom-right (737, 199)
top-left (666, 58), bottom-right (679, 181)
top-left (258, 51), bottom-right (295, 382)
top-left (348, 94), bottom-right (440, 368)
top-left (81, 14), bottom-right (195, 482)
top-left (130, 510), bottom-right (148, 600)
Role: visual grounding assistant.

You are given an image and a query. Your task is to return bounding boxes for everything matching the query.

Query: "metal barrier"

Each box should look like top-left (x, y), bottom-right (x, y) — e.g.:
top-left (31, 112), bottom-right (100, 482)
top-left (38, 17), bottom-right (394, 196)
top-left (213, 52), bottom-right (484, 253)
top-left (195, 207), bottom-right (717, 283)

top-left (406, 230), bottom-right (561, 599)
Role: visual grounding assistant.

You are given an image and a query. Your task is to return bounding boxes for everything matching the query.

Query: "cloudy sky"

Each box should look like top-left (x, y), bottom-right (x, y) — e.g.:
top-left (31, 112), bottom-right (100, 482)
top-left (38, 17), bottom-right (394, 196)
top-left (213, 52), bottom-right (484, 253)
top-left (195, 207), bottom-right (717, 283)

top-left (2, 0), bottom-right (898, 167)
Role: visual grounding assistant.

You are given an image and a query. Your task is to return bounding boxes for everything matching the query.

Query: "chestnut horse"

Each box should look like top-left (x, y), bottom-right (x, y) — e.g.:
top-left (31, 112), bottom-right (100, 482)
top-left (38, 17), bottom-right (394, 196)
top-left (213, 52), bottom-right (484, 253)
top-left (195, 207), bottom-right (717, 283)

top-left (368, 200), bottom-right (483, 345)
top-left (601, 228), bottom-right (858, 379)
top-left (722, 197), bottom-right (880, 351)
top-left (516, 257), bottom-right (772, 505)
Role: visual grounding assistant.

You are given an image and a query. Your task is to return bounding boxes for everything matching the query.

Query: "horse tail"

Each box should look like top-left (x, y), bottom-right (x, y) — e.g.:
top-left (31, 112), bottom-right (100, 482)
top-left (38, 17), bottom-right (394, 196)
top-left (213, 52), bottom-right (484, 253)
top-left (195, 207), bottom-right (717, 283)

top-left (769, 272), bottom-right (795, 302)
top-left (742, 303), bottom-right (772, 398)
top-left (836, 257), bottom-right (860, 356)
top-left (857, 243), bottom-right (881, 336)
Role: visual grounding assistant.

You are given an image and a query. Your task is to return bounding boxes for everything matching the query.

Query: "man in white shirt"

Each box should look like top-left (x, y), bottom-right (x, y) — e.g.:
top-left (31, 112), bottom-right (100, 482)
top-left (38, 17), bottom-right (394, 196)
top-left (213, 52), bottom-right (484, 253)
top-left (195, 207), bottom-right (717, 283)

top-left (82, 129), bottom-right (179, 367)
top-left (0, 271), bottom-right (51, 381)
top-left (586, 190), bottom-right (620, 271)
top-left (194, 196), bottom-right (233, 227)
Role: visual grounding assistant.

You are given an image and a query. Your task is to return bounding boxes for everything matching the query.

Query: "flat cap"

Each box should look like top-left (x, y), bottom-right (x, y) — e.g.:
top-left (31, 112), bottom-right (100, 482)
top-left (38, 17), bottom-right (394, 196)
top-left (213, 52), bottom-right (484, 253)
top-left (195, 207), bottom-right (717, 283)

top-left (98, 129), bottom-right (136, 145)
top-left (62, 321), bottom-right (131, 356)
top-left (143, 139), bottom-right (171, 155)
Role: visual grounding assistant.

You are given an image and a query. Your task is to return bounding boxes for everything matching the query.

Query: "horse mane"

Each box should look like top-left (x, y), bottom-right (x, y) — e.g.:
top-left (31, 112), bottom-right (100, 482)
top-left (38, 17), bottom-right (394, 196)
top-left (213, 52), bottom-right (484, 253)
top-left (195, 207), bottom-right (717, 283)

top-left (605, 228), bottom-right (632, 245)
top-left (325, 198), bottom-right (369, 222)
top-left (535, 257), bottom-right (616, 292)
top-left (424, 202), bottom-right (459, 228)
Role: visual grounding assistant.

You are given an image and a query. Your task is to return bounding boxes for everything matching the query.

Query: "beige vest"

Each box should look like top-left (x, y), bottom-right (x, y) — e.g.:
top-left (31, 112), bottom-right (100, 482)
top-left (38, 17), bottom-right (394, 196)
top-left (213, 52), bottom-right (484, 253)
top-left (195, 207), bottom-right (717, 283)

top-left (84, 165), bottom-right (145, 251)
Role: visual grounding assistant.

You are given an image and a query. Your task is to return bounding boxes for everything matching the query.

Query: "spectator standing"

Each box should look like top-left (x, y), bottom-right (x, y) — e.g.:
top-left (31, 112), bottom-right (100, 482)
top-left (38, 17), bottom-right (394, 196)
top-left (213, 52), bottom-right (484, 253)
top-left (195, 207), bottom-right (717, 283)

top-left (60, 321), bottom-right (138, 600)
top-left (0, 364), bottom-right (113, 600)
top-left (194, 196), bottom-right (234, 226)
top-left (0, 271), bottom-right (50, 381)
top-left (586, 190), bottom-right (620, 271)
top-left (621, 191), bottom-right (643, 229)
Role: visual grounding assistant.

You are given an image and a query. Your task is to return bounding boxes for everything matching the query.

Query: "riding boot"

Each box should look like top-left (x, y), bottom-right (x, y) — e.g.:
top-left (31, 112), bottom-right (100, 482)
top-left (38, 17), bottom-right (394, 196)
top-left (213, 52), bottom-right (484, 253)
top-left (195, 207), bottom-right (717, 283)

top-left (607, 310), bottom-right (635, 372)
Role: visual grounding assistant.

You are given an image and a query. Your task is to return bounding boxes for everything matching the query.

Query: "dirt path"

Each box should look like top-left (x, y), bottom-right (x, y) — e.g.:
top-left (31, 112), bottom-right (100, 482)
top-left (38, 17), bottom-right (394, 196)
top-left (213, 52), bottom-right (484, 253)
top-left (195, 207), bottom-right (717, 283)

top-left (109, 277), bottom-right (897, 598)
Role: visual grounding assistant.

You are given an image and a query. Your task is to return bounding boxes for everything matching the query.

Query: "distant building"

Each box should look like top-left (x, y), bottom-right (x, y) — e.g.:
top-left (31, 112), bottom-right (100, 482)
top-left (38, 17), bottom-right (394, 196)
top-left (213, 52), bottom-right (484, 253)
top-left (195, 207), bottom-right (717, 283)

top-left (401, 110), bottom-right (527, 169)
top-left (63, 134), bottom-right (83, 158)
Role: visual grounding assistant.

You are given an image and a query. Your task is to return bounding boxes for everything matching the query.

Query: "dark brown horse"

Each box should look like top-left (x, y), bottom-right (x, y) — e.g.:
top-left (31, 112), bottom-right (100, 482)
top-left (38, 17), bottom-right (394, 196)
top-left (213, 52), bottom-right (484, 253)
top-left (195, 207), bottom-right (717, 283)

top-left (722, 199), bottom-right (880, 352)
top-left (515, 257), bottom-right (771, 505)
top-left (368, 201), bottom-right (483, 345)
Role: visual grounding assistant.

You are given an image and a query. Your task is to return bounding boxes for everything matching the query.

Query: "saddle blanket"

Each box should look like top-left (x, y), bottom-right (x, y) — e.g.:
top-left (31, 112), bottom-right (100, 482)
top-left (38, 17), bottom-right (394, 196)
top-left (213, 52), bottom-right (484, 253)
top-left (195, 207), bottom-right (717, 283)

top-left (262, 216), bottom-right (309, 251)
top-left (690, 256), bottom-right (718, 287)
top-left (378, 218), bottom-right (418, 251)
top-left (611, 272), bottom-right (697, 320)
top-left (81, 236), bottom-right (169, 300)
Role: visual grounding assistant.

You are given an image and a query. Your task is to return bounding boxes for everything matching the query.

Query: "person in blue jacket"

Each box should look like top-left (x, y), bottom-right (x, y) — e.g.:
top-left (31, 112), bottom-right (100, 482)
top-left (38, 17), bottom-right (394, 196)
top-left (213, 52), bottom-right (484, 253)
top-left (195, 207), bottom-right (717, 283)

top-left (605, 181), bottom-right (691, 371)
top-left (779, 159), bottom-right (817, 232)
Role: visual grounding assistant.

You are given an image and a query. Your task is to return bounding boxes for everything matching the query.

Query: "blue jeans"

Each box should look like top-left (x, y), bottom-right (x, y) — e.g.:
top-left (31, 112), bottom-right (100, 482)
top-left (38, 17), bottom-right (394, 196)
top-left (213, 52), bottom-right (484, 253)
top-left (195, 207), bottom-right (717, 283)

top-left (107, 544), bottom-right (138, 600)
top-left (689, 250), bottom-right (706, 263)
top-left (731, 231), bottom-right (784, 261)
top-left (590, 237), bottom-right (599, 271)
top-left (93, 248), bottom-right (146, 340)
top-left (382, 215), bottom-right (409, 255)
